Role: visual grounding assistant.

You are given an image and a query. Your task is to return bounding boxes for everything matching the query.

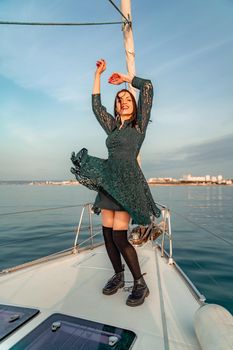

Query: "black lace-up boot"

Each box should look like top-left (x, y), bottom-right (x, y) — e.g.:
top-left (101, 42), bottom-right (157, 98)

top-left (126, 275), bottom-right (149, 306)
top-left (102, 269), bottom-right (125, 295)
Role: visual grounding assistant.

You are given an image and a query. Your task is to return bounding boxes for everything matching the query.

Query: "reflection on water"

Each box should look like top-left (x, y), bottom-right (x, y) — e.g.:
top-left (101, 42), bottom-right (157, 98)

top-left (186, 185), bottom-right (223, 202)
top-left (0, 184), bottom-right (233, 314)
top-left (152, 185), bottom-right (233, 313)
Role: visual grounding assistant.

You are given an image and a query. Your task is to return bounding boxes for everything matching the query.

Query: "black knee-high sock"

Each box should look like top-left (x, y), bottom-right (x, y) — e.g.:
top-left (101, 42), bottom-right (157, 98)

top-left (102, 226), bottom-right (123, 273)
top-left (112, 230), bottom-right (142, 280)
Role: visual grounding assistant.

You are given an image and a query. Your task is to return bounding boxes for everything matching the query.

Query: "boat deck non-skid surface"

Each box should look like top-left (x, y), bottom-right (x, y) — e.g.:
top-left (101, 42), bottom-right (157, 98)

top-left (0, 242), bottom-right (202, 349)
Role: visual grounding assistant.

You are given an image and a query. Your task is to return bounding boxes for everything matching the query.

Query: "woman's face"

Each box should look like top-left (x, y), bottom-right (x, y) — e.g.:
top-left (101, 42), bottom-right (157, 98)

top-left (116, 91), bottom-right (134, 118)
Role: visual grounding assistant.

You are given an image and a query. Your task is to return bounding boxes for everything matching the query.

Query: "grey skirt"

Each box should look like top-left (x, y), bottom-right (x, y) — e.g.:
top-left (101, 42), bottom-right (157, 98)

top-left (94, 190), bottom-right (125, 211)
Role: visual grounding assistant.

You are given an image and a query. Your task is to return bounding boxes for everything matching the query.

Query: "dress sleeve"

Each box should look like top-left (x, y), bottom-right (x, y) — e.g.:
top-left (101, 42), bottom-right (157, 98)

top-left (92, 94), bottom-right (116, 135)
top-left (132, 76), bottom-right (153, 134)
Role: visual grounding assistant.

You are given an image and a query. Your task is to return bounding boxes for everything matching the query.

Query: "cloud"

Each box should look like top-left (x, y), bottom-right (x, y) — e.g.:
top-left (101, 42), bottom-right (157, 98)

top-left (0, 33), bottom-right (89, 103)
top-left (152, 37), bottom-right (233, 76)
top-left (143, 133), bottom-right (233, 177)
top-left (7, 123), bottom-right (38, 144)
top-left (5, 122), bottom-right (62, 147)
top-left (0, 0), bottom-right (125, 105)
top-left (185, 134), bottom-right (233, 163)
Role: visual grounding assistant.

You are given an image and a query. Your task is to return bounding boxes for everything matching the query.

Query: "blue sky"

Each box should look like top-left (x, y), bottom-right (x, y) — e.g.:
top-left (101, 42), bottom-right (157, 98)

top-left (0, 0), bottom-right (233, 180)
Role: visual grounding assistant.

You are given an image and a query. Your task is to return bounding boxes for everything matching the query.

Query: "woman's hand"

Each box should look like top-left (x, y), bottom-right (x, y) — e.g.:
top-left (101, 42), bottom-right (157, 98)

top-left (93, 59), bottom-right (106, 94)
top-left (108, 72), bottom-right (132, 85)
top-left (95, 59), bottom-right (106, 75)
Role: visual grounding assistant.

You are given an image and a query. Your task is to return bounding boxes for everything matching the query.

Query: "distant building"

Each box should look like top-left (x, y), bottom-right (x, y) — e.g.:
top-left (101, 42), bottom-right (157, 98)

top-left (182, 174), bottom-right (205, 182)
top-left (226, 180), bottom-right (232, 185)
top-left (147, 174), bottom-right (232, 186)
top-left (147, 177), bottom-right (178, 184)
top-left (181, 173), bottom-right (228, 184)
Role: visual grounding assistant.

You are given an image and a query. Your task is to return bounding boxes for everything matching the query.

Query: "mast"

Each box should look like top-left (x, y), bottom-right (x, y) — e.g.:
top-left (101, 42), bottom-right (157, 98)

top-left (121, 0), bottom-right (136, 98)
top-left (121, 0), bottom-right (141, 165)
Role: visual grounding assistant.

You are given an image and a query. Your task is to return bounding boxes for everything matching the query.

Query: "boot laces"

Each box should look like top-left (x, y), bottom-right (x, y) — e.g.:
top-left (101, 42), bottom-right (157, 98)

top-left (123, 273), bottom-right (147, 292)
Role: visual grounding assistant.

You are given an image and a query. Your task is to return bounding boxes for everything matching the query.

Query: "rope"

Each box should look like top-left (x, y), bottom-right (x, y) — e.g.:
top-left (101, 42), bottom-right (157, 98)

top-left (172, 209), bottom-right (233, 247)
top-left (0, 20), bottom-right (123, 26)
top-left (107, 0), bottom-right (131, 24)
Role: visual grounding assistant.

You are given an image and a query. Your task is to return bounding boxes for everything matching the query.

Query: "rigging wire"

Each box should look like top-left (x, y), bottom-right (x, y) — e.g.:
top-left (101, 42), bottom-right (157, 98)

top-left (1, 205), bottom-right (232, 247)
top-left (107, 0), bottom-right (131, 24)
top-left (0, 228), bottom-right (75, 248)
top-left (170, 239), bottom-right (230, 296)
top-left (0, 224), bottom-right (102, 248)
top-left (172, 208), bottom-right (233, 247)
top-left (0, 0), bottom-right (131, 26)
top-left (0, 204), bottom-right (84, 216)
top-left (0, 1), bottom-right (131, 27)
top-left (0, 20), bottom-right (123, 26)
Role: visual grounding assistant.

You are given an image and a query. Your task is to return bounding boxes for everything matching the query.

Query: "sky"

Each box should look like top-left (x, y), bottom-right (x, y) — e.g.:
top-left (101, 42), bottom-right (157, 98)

top-left (0, 0), bottom-right (233, 180)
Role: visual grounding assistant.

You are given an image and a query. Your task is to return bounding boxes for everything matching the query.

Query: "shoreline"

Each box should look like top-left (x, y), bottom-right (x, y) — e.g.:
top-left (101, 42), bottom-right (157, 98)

top-left (149, 183), bottom-right (233, 187)
top-left (0, 181), bottom-right (232, 187)
top-left (29, 181), bottom-right (233, 187)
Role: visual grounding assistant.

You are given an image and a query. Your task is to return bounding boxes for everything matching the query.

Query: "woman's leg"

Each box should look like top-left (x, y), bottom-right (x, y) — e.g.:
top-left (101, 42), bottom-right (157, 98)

top-left (101, 209), bottom-right (114, 228)
top-left (101, 210), bottom-right (124, 295)
top-left (112, 211), bottom-right (149, 306)
top-left (112, 211), bottom-right (130, 230)
top-left (101, 209), bottom-right (123, 272)
top-left (101, 210), bottom-right (123, 273)
top-left (112, 211), bottom-right (141, 279)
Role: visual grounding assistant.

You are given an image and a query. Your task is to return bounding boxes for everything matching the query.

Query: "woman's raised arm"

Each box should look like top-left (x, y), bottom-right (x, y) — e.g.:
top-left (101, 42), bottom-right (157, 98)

top-left (108, 73), bottom-right (153, 134)
top-left (92, 59), bottom-right (116, 135)
top-left (93, 59), bottom-right (106, 94)
top-left (131, 76), bottom-right (153, 134)
top-left (108, 72), bottom-right (132, 85)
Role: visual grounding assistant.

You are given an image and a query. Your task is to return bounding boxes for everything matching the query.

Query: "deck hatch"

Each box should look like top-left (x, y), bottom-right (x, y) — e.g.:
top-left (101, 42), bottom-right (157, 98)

top-left (10, 313), bottom-right (136, 349)
top-left (0, 304), bottom-right (39, 342)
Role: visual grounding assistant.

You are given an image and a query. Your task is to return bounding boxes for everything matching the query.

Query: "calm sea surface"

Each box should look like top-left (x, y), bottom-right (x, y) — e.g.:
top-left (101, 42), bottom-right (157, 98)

top-left (0, 184), bottom-right (232, 314)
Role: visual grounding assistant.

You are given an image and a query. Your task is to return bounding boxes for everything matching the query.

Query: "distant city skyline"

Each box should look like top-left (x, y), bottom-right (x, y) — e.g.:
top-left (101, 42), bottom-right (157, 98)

top-left (0, 0), bottom-right (233, 180)
top-left (153, 173), bottom-right (231, 179)
top-left (1, 172), bottom-right (232, 183)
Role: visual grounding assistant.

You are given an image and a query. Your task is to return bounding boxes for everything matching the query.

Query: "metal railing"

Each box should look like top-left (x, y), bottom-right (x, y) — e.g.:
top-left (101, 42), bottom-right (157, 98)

top-left (72, 202), bottom-right (173, 264)
top-left (0, 202), bottom-right (173, 273)
top-left (73, 203), bottom-right (102, 253)
top-left (159, 204), bottom-right (173, 265)
top-left (0, 201), bottom-right (204, 303)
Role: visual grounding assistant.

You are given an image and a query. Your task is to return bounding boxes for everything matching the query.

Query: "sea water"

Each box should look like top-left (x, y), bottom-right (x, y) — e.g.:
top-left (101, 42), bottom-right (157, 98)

top-left (0, 183), bottom-right (232, 313)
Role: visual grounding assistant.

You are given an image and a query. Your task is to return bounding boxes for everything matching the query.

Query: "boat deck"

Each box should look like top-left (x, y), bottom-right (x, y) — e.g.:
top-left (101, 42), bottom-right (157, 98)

top-left (0, 241), bottom-right (202, 349)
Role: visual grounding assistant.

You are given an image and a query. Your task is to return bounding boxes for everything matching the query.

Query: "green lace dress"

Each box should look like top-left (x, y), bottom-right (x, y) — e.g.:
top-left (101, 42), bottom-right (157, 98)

top-left (71, 76), bottom-right (161, 225)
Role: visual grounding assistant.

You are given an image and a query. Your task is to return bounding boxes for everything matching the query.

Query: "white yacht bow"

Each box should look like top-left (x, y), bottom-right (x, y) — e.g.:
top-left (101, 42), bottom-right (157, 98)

top-left (1, 203), bottom-right (232, 349)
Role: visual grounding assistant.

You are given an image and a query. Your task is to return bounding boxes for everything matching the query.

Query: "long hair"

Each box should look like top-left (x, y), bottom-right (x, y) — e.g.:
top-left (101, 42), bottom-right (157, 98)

top-left (114, 89), bottom-right (137, 127)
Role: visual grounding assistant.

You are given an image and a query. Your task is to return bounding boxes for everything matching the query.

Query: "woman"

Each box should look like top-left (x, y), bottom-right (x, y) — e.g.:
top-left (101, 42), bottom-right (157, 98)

top-left (71, 59), bottom-right (160, 307)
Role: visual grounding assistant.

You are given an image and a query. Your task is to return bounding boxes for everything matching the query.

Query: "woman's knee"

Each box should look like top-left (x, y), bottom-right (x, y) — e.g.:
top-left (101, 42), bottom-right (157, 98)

top-left (101, 209), bottom-right (114, 227)
top-left (113, 211), bottom-right (130, 230)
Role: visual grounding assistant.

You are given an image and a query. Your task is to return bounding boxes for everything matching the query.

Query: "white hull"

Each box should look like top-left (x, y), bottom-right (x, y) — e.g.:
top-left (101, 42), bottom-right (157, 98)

top-left (0, 240), bottom-right (203, 349)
